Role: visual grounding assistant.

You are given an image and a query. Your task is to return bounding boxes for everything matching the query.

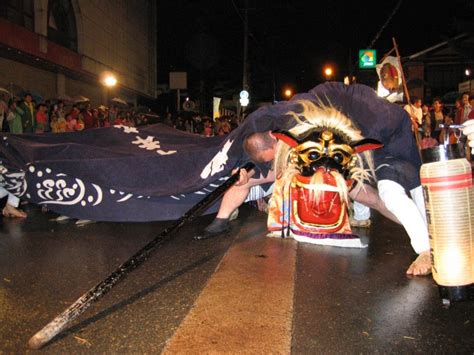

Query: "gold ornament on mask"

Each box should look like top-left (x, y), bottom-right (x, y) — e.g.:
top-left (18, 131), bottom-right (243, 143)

top-left (289, 130), bottom-right (357, 171)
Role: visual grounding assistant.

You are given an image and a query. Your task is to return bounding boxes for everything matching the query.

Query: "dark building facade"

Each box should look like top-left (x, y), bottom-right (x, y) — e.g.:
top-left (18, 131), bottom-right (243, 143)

top-left (404, 33), bottom-right (474, 103)
top-left (0, 0), bottom-right (157, 106)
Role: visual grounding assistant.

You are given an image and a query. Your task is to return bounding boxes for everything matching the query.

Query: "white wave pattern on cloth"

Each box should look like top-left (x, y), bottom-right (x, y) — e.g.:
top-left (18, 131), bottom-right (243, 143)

top-left (2, 170), bottom-right (27, 196)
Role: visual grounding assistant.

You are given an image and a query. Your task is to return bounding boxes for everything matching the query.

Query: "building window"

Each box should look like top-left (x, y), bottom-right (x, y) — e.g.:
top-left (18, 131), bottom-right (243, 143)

top-left (0, 0), bottom-right (34, 31)
top-left (47, 0), bottom-right (77, 52)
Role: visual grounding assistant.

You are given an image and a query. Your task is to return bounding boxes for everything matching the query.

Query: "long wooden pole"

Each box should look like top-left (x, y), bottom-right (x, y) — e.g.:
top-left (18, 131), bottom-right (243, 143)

top-left (379, 47), bottom-right (396, 65)
top-left (28, 162), bottom-right (255, 349)
top-left (392, 37), bottom-right (421, 151)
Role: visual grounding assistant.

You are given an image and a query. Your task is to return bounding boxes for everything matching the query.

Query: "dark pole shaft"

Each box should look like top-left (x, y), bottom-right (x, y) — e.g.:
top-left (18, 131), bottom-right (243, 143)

top-left (28, 162), bottom-right (255, 349)
top-left (242, 0), bottom-right (248, 91)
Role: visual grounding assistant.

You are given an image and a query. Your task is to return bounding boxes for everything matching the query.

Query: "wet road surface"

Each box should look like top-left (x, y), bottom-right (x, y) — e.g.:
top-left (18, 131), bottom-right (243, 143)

top-left (0, 203), bottom-right (472, 353)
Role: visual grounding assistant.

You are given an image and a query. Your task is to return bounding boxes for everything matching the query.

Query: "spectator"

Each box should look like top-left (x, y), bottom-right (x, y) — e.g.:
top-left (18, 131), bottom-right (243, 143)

top-left (50, 106), bottom-right (67, 133)
top-left (108, 105), bottom-right (118, 125)
top-left (35, 103), bottom-right (48, 133)
top-left (163, 112), bottom-right (173, 126)
top-left (0, 93), bottom-right (7, 132)
top-left (421, 104), bottom-right (430, 137)
top-left (185, 117), bottom-right (194, 133)
top-left (66, 106), bottom-right (84, 131)
top-left (455, 92), bottom-right (472, 125)
top-left (429, 97), bottom-right (445, 142)
top-left (468, 95), bottom-right (474, 120)
top-left (56, 100), bottom-right (66, 121)
top-left (19, 93), bottom-right (35, 133)
top-left (404, 96), bottom-right (422, 124)
top-left (203, 119), bottom-right (213, 136)
top-left (439, 114), bottom-right (458, 144)
top-left (6, 99), bottom-right (23, 134)
top-left (81, 103), bottom-right (96, 129)
top-left (174, 115), bottom-right (185, 131)
top-left (217, 117), bottom-right (231, 135)
top-left (420, 128), bottom-right (438, 149)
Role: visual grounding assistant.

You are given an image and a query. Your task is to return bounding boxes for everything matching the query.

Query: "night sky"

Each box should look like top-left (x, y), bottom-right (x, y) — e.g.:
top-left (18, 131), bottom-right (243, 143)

top-left (157, 0), bottom-right (474, 104)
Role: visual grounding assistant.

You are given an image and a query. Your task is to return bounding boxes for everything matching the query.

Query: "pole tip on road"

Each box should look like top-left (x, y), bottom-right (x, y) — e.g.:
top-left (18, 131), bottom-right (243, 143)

top-left (28, 334), bottom-right (44, 350)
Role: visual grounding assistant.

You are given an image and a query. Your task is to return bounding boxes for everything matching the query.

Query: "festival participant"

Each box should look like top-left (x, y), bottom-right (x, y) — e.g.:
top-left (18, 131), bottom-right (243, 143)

top-left (195, 83), bottom-right (431, 276)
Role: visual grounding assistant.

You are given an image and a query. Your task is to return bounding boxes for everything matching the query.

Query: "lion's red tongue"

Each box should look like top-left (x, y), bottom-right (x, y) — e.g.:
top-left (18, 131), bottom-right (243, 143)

top-left (293, 171), bottom-right (343, 227)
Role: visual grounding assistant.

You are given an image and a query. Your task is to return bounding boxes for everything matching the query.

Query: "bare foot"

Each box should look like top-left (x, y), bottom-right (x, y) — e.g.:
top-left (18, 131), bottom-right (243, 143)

top-left (2, 204), bottom-right (27, 218)
top-left (406, 251), bottom-right (431, 276)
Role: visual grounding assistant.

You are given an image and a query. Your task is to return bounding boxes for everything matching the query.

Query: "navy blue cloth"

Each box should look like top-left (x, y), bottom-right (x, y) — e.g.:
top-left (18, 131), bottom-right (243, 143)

top-left (0, 83), bottom-right (420, 222)
top-left (0, 112), bottom-right (292, 221)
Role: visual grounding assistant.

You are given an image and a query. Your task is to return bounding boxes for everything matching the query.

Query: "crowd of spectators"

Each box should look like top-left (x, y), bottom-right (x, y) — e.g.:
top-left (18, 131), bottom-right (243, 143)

top-left (403, 92), bottom-right (474, 149)
top-left (0, 92), bottom-right (240, 137)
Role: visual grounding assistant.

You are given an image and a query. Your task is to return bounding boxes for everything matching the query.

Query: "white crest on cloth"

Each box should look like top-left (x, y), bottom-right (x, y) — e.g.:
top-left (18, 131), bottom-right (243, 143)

top-left (132, 136), bottom-right (177, 155)
top-left (114, 125), bottom-right (139, 134)
top-left (200, 139), bottom-right (233, 179)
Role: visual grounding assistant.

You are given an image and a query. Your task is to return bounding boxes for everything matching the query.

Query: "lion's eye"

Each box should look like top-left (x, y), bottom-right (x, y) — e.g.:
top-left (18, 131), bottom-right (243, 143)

top-left (308, 151), bottom-right (320, 161)
top-left (333, 153), bottom-right (344, 164)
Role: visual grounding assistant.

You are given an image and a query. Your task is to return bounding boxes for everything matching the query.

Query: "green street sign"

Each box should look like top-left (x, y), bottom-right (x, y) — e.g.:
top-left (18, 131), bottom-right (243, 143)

top-left (359, 49), bottom-right (377, 69)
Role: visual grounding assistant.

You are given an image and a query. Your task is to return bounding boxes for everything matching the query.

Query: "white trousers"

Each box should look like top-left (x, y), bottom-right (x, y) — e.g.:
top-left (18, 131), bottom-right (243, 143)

top-left (353, 181), bottom-right (430, 254)
top-left (353, 201), bottom-right (370, 220)
top-left (377, 180), bottom-right (430, 254)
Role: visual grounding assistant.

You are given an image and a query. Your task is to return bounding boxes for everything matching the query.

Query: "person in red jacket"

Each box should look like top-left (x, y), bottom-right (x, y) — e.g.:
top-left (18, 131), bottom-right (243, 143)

top-left (35, 104), bottom-right (48, 133)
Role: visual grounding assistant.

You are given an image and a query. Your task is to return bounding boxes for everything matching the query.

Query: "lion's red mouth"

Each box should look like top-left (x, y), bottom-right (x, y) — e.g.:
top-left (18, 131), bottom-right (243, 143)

top-left (291, 169), bottom-right (348, 232)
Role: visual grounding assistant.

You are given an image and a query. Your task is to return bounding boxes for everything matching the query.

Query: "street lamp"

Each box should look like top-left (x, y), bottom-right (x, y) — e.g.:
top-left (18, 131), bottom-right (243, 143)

top-left (324, 66), bottom-right (333, 81)
top-left (284, 88), bottom-right (293, 99)
top-left (100, 72), bottom-right (117, 106)
top-left (103, 75), bottom-right (117, 87)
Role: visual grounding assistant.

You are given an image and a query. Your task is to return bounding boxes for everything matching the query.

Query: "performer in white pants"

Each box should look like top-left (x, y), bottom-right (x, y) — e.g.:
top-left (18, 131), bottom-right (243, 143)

top-left (353, 182), bottom-right (430, 255)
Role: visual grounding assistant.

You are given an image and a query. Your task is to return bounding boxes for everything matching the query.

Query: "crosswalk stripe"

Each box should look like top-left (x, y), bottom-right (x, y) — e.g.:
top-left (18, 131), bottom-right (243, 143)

top-left (163, 232), bottom-right (297, 353)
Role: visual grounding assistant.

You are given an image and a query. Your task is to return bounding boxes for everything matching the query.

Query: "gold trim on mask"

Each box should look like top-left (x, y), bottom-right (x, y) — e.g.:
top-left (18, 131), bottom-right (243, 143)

top-left (289, 130), bottom-right (356, 169)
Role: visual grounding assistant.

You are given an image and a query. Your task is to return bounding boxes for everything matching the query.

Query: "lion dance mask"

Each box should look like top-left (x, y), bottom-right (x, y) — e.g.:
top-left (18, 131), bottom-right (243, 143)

top-left (267, 101), bottom-right (382, 247)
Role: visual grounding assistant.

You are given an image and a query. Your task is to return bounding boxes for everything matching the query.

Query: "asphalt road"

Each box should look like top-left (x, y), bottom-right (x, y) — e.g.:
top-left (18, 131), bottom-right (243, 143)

top-left (0, 203), bottom-right (472, 353)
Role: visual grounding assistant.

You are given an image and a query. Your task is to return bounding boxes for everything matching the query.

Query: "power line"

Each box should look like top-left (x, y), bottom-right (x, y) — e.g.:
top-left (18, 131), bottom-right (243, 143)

top-left (366, 0), bottom-right (403, 49)
top-left (350, 0), bottom-right (403, 76)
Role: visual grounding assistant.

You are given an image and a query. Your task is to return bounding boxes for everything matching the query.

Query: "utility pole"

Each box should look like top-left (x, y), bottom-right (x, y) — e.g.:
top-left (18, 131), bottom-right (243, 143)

top-left (242, 0), bottom-right (249, 91)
